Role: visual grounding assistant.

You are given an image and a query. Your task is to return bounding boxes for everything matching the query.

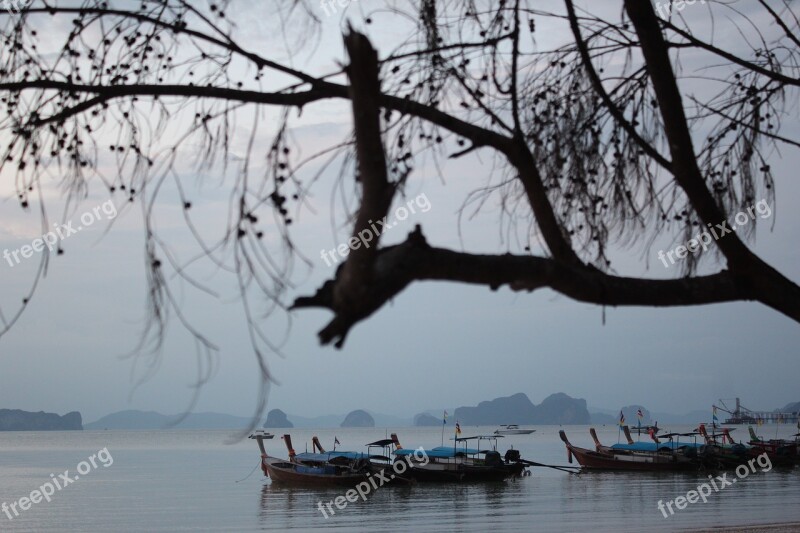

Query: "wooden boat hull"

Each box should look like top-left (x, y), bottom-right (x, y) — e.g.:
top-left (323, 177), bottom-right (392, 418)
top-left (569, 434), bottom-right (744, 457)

top-left (570, 447), bottom-right (697, 471)
top-left (263, 458), bottom-right (368, 486)
top-left (745, 445), bottom-right (798, 467)
top-left (749, 441), bottom-right (799, 460)
top-left (402, 461), bottom-right (525, 482)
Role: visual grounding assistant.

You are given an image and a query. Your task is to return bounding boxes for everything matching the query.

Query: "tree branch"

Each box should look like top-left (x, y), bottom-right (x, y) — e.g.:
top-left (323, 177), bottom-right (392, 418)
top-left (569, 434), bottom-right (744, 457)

top-left (565, 0), bottom-right (672, 171)
top-left (0, 80), bottom-right (331, 124)
top-left (324, 30), bottom-right (396, 347)
top-left (292, 226), bottom-right (790, 347)
top-left (660, 17), bottom-right (800, 88)
top-left (624, 0), bottom-right (754, 268)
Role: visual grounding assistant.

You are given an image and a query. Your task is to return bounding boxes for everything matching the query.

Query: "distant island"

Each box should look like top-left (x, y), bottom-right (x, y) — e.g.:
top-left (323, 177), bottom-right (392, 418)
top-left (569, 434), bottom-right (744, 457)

top-left (341, 410), bottom-right (375, 427)
top-left (264, 409), bottom-right (293, 428)
top-left (76, 397), bottom-right (800, 430)
top-left (781, 401), bottom-right (800, 413)
top-left (454, 392), bottom-right (591, 425)
top-left (414, 413), bottom-right (442, 426)
top-left (0, 409), bottom-right (82, 431)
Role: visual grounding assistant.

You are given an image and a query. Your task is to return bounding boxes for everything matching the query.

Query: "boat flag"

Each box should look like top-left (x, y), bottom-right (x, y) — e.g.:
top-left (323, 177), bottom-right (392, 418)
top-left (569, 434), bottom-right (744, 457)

top-left (443, 410), bottom-right (448, 424)
top-left (618, 410), bottom-right (625, 427)
top-left (334, 436), bottom-right (340, 446)
top-left (455, 421), bottom-right (462, 435)
top-left (712, 406), bottom-right (719, 424)
top-left (637, 409), bottom-right (643, 420)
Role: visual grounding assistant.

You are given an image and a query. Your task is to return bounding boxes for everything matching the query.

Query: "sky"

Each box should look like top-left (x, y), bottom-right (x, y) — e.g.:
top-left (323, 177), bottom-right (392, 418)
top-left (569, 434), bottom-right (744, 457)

top-left (0, 0), bottom-right (799, 425)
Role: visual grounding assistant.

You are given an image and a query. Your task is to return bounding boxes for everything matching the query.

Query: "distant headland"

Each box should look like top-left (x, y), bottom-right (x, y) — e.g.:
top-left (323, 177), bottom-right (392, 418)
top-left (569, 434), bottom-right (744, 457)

top-left (41, 393), bottom-right (799, 431)
top-left (0, 409), bottom-right (82, 431)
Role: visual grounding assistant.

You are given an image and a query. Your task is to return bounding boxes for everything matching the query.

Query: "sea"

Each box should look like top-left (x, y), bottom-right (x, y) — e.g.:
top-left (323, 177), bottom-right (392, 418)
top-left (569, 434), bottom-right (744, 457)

top-left (0, 424), bottom-right (798, 532)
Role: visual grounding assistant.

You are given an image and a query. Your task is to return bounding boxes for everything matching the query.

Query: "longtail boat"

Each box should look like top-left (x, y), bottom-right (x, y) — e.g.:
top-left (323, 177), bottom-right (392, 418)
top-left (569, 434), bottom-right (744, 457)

top-left (249, 433), bottom-right (375, 486)
top-left (390, 433), bottom-right (528, 482)
top-left (747, 426), bottom-right (799, 465)
top-left (559, 428), bottom-right (699, 471)
top-left (596, 426), bottom-right (703, 454)
top-left (694, 424), bottom-right (752, 468)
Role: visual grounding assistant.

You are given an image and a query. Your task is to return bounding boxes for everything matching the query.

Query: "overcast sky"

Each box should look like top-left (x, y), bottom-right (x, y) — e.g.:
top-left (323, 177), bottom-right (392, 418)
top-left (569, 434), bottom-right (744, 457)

top-left (1, 1), bottom-right (798, 424)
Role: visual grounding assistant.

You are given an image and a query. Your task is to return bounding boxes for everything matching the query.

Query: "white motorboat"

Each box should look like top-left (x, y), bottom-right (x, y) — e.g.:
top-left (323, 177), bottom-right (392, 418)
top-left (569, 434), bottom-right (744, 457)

top-left (494, 425), bottom-right (536, 435)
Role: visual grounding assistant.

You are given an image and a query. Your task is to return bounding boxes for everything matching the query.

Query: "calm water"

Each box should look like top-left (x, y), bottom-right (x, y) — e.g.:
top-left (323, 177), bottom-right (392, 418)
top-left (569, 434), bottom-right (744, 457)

top-left (0, 425), bottom-right (798, 532)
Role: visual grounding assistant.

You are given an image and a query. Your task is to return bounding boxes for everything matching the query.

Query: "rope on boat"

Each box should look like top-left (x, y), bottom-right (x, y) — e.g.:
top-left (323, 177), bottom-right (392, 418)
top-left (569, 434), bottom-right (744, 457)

top-left (235, 460), bottom-right (264, 483)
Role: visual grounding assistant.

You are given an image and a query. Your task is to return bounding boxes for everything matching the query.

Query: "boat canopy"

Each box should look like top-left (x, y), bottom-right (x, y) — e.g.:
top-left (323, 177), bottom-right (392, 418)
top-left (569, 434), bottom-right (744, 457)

top-left (365, 439), bottom-right (395, 447)
top-left (611, 442), bottom-right (702, 452)
top-left (294, 451), bottom-right (372, 462)
top-left (394, 446), bottom-right (482, 459)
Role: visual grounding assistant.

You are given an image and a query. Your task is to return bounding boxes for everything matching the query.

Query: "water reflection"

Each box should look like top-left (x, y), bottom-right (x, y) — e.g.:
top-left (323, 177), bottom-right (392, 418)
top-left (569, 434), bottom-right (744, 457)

top-left (257, 478), bottom-right (531, 531)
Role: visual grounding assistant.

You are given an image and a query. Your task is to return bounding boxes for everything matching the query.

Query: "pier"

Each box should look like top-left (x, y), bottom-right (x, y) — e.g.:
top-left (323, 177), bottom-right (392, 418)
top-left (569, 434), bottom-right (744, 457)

top-left (717, 398), bottom-right (799, 425)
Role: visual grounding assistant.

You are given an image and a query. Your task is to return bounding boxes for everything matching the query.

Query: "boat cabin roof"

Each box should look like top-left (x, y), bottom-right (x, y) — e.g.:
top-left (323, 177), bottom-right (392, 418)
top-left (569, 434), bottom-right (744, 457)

top-left (365, 439), bottom-right (395, 447)
top-left (394, 446), bottom-right (484, 459)
top-left (658, 432), bottom-right (700, 439)
top-left (294, 451), bottom-right (372, 463)
top-left (611, 441), bottom-right (702, 451)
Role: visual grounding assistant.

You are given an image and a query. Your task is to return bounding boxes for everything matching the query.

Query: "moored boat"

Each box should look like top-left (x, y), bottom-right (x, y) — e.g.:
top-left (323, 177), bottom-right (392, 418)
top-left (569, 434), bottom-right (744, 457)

top-left (249, 433), bottom-right (375, 486)
top-left (494, 425), bottom-right (536, 435)
top-left (593, 426), bottom-right (703, 454)
top-left (559, 428), bottom-right (700, 471)
top-left (746, 426), bottom-right (799, 465)
top-left (390, 433), bottom-right (528, 482)
top-left (695, 424), bottom-right (752, 469)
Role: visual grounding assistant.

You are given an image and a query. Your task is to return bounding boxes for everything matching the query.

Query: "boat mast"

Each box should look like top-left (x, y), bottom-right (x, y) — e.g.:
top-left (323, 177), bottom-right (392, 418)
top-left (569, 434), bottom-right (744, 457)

top-left (441, 409), bottom-right (447, 447)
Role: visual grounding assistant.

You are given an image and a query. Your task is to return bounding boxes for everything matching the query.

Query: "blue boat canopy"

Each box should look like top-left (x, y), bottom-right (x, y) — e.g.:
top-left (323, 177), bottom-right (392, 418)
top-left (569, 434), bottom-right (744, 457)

top-left (432, 446), bottom-right (482, 455)
top-left (610, 442), bottom-right (703, 452)
top-left (394, 446), bottom-right (482, 459)
top-left (294, 451), bottom-right (372, 462)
